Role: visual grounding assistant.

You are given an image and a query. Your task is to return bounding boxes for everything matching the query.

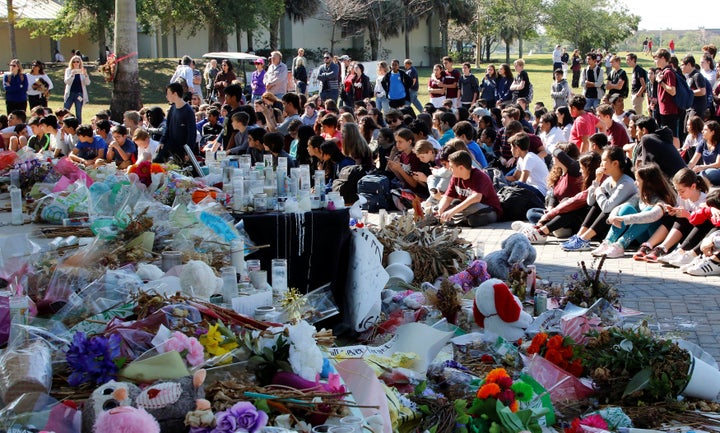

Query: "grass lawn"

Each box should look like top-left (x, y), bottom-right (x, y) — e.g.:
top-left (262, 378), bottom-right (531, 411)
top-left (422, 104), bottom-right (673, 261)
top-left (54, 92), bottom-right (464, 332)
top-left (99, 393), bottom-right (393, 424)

top-left (38, 53), bottom-right (657, 122)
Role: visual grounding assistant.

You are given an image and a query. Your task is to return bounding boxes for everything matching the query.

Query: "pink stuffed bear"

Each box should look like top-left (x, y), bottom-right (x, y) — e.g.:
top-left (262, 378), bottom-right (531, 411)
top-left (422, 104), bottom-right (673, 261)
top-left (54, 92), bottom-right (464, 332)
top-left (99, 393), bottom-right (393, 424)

top-left (448, 260), bottom-right (490, 293)
top-left (94, 406), bottom-right (160, 433)
top-left (473, 278), bottom-right (532, 342)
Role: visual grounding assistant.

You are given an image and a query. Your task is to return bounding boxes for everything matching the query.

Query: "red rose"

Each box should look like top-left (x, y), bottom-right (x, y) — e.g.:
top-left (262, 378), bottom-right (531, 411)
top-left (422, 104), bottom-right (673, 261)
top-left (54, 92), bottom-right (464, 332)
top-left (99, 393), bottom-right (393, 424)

top-left (545, 349), bottom-right (564, 365)
top-left (547, 335), bottom-right (563, 350)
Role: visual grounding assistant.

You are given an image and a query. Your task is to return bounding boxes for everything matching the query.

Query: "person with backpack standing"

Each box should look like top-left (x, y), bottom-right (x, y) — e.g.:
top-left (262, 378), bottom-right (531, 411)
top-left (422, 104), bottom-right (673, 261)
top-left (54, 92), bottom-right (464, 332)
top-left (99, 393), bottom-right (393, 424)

top-left (654, 48), bottom-right (682, 147)
top-left (626, 53), bottom-right (647, 115)
top-left (681, 55), bottom-right (708, 120)
top-left (580, 52), bottom-right (604, 110)
top-left (605, 55), bottom-right (628, 104)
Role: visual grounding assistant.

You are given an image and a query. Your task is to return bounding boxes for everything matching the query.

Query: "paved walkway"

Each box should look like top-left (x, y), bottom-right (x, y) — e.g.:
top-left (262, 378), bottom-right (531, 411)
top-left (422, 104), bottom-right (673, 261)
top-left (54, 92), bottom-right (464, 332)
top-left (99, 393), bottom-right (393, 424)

top-left (460, 221), bottom-right (720, 362)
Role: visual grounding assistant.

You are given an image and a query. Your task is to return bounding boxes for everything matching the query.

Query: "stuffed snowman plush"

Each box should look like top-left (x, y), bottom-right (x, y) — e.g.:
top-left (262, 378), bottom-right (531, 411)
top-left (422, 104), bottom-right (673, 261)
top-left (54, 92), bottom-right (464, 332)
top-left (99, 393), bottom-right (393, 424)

top-left (473, 278), bottom-right (532, 342)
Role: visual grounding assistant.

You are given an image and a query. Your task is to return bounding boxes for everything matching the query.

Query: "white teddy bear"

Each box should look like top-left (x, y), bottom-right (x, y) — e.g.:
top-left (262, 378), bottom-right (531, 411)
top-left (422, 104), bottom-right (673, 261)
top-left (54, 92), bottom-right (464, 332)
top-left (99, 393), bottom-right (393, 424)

top-left (473, 278), bottom-right (533, 342)
top-left (179, 260), bottom-right (223, 300)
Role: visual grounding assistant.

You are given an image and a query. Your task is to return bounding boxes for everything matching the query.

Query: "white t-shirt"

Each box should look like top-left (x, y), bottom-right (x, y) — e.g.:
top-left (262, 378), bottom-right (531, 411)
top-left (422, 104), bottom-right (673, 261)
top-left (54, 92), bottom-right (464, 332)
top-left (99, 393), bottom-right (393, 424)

top-left (517, 151), bottom-right (549, 196)
top-left (539, 127), bottom-right (565, 154)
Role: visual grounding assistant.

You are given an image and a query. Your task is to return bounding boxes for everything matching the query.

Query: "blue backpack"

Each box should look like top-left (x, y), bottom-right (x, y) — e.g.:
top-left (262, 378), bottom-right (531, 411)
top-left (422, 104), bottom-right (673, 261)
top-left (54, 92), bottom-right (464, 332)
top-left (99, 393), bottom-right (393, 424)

top-left (673, 69), bottom-right (694, 110)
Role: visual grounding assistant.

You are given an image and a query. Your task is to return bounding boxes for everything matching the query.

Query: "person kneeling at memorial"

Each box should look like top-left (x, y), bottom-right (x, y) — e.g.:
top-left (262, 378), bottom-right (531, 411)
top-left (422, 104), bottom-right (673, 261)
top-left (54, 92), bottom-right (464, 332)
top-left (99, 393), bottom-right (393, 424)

top-left (435, 150), bottom-right (502, 227)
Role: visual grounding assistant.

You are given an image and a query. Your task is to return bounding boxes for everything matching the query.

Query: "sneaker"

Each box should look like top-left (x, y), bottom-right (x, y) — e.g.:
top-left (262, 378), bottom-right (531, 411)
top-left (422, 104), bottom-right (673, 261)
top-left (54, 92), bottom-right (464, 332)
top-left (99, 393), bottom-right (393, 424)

top-left (592, 240), bottom-right (611, 257)
top-left (685, 257), bottom-right (720, 276)
top-left (523, 227), bottom-right (548, 244)
top-left (632, 243), bottom-right (653, 261)
top-left (680, 254), bottom-right (704, 272)
top-left (670, 250), bottom-right (697, 268)
top-left (657, 248), bottom-right (683, 265)
top-left (561, 235), bottom-right (579, 249)
top-left (561, 235), bottom-right (592, 251)
top-left (644, 245), bottom-right (668, 263)
top-left (511, 221), bottom-right (534, 232)
top-left (605, 243), bottom-right (626, 258)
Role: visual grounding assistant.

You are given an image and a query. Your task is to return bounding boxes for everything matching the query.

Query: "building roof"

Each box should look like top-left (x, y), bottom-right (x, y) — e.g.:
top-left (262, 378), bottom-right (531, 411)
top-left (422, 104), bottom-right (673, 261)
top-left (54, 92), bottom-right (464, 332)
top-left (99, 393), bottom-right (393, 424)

top-left (0, 0), bottom-right (62, 20)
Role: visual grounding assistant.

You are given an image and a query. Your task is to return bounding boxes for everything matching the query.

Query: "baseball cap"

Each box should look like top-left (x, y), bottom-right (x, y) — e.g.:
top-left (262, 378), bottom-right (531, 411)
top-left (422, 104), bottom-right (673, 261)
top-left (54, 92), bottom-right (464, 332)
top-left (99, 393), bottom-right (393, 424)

top-left (472, 107), bottom-right (490, 117)
top-left (339, 55), bottom-right (350, 61)
top-left (554, 68), bottom-right (563, 74)
top-left (254, 58), bottom-right (265, 65)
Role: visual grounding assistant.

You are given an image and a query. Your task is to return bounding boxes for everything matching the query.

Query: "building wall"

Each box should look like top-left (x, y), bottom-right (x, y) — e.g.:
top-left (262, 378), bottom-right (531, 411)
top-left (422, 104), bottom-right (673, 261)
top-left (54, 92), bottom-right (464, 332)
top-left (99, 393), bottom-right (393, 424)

top-left (0, 25), bottom-right (94, 66)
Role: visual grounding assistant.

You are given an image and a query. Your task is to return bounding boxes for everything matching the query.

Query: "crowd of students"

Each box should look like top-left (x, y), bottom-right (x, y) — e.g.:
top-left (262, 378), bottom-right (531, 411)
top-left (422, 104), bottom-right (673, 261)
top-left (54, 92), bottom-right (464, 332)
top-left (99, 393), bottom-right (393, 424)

top-left (4, 46), bottom-right (720, 276)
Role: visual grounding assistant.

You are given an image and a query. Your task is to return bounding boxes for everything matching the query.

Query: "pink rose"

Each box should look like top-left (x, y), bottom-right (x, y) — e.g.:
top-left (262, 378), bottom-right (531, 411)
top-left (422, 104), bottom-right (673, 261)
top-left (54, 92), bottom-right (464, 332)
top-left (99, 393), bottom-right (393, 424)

top-left (186, 337), bottom-right (205, 367)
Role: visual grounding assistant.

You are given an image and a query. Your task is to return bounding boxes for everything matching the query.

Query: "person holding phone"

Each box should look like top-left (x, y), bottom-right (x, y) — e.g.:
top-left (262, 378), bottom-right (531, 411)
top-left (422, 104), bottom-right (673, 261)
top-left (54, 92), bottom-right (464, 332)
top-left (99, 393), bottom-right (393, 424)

top-left (63, 55), bottom-right (91, 122)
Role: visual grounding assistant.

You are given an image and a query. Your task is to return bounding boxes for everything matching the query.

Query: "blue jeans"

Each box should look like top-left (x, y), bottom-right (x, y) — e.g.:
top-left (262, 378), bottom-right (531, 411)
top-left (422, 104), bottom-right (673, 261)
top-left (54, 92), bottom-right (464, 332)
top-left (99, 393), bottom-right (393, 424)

top-left (409, 90), bottom-right (423, 113)
top-left (584, 97), bottom-right (600, 111)
top-left (606, 204), bottom-right (661, 248)
top-left (64, 91), bottom-right (84, 123)
top-left (376, 95), bottom-right (389, 113)
top-left (526, 207), bottom-right (545, 224)
top-left (320, 89), bottom-right (339, 105)
top-left (703, 168), bottom-right (720, 186)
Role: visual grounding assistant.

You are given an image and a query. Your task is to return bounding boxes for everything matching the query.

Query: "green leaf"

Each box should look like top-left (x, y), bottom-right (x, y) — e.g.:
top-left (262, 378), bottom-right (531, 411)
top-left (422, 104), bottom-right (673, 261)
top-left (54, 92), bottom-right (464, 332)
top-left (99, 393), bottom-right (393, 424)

top-left (623, 367), bottom-right (652, 397)
top-left (255, 399), bottom-right (271, 413)
top-left (415, 380), bottom-right (427, 396)
top-left (114, 356), bottom-right (127, 369)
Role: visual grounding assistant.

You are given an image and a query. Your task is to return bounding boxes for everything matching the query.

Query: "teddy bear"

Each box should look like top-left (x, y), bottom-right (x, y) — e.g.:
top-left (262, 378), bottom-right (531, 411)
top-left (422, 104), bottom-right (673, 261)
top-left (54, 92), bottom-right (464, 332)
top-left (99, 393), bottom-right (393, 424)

top-left (473, 278), bottom-right (533, 342)
top-left (447, 260), bottom-right (490, 293)
top-left (484, 233), bottom-right (536, 280)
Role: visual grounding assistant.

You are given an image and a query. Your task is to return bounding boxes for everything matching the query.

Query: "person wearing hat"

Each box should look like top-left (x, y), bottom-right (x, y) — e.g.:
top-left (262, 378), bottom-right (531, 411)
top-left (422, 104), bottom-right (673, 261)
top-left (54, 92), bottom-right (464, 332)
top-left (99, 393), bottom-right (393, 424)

top-left (550, 68), bottom-right (571, 109)
top-left (552, 44), bottom-right (563, 77)
top-left (251, 58), bottom-right (266, 101)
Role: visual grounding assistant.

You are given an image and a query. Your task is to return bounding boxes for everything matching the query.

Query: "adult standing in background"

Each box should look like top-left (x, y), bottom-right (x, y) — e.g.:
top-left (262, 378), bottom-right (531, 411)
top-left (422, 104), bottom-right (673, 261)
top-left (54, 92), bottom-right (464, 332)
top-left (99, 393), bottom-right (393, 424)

top-left (170, 55), bottom-right (195, 95)
top-left (250, 59), bottom-right (266, 101)
top-left (318, 52), bottom-right (340, 105)
top-left (214, 59), bottom-right (237, 105)
top-left (552, 44), bottom-right (563, 77)
top-left (571, 49), bottom-right (582, 88)
top-left (26, 60), bottom-right (53, 109)
top-left (293, 57), bottom-right (308, 96)
top-left (204, 59), bottom-right (219, 102)
top-left (561, 47), bottom-right (570, 78)
top-left (292, 48), bottom-right (306, 76)
top-left (404, 59), bottom-right (423, 113)
top-left (4, 59), bottom-right (28, 115)
top-left (63, 55), bottom-right (90, 122)
top-left (626, 53), bottom-right (647, 115)
top-left (264, 51), bottom-right (288, 99)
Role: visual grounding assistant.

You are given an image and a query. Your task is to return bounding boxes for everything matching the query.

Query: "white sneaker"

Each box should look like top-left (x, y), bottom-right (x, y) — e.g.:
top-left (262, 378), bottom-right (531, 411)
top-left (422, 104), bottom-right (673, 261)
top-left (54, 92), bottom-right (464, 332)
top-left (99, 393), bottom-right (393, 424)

top-left (591, 240), bottom-right (611, 257)
top-left (679, 254), bottom-right (703, 271)
top-left (512, 221), bottom-right (534, 232)
top-left (523, 227), bottom-right (548, 244)
top-left (605, 243), bottom-right (626, 259)
top-left (685, 257), bottom-right (720, 276)
top-left (658, 248), bottom-right (683, 265)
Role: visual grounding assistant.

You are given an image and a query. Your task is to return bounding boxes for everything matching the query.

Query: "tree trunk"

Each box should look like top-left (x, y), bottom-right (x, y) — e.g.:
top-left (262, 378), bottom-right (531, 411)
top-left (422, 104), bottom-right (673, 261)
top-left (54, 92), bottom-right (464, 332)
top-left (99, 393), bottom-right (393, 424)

top-left (269, 18), bottom-right (280, 51)
top-left (518, 37), bottom-right (523, 58)
top-left (330, 23), bottom-right (336, 56)
top-left (247, 30), bottom-right (254, 52)
top-left (440, 18), bottom-right (448, 56)
top-left (7, 0), bottom-right (17, 59)
top-left (208, 22), bottom-right (228, 52)
top-left (235, 24), bottom-right (242, 52)
top-left (404, 12), bottom-right (410, 61)
top-left (484, 37), bottom-right (491, 62)
top-left (110, 0), bottom-right (141, 123)
top-left (97, 21), bottom-right (107, 64)
top-left (368, 30), bottom-right (379, 60)
top-left (505, 43), bottom-right (510, 63)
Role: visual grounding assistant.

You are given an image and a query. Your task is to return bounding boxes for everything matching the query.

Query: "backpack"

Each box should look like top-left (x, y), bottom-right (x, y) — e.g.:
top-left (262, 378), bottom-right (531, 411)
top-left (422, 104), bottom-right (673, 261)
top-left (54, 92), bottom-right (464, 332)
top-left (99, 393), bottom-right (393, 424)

top-left (672, 69), bottom-right (694, 110)
top-left (705, 77), bottom-right (715, 115)
top-left (496, 185), bottom-right (544, 222)
top-left (357, 174), bottom-right (391, 212)
top-left (331, 165), bottom-right (365, 205)
top-left (619, 72), bottom-right (629, 98)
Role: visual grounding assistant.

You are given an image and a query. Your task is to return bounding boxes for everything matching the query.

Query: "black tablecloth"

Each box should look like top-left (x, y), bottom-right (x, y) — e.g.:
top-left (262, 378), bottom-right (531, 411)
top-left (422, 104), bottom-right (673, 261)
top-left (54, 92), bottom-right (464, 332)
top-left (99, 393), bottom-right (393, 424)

top-left (234, 209), bottom-right (351, 296)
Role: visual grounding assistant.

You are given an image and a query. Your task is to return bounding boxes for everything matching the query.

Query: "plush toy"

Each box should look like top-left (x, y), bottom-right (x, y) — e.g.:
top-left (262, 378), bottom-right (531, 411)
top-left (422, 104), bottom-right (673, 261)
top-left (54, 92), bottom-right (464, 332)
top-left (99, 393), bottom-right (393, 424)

top-left (473, 278), bottom-right (532, 342)
top-left (184, 398), bottom-right (216, 430)
top-left (135, 369), bottom-right (206, 433)
top-left (94, 406), bottom-right (160, 433)
top-left (484, 233), bottom-right (537, 280)
top-left (82, 381), bottom-right (141, 433)
top-left (447, 260), bottom-right (490, 293)
top-left (179, 260), bottom-right (223, 300)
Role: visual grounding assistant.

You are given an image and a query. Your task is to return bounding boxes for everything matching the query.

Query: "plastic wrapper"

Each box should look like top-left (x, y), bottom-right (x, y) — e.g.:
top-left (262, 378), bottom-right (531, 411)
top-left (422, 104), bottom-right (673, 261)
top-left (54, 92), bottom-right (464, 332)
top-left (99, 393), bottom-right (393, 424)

top-left (299, 283), bottom-right (339, 324)
top-left (0, 150), bottom-right (20, 171)
top-left (52, 265), bottom-right (142, 328)
top-left (39, 248), bottom-right (106, 315)
top-left (33, 179), bottom-right (91, 224)
top-left (521, 353), bottom-right (594, 403)
top-left (53, 157), bottom-right (94, 188)
top-left (169, 199), bottom-right (243, 256)
top-left (426, 362), bottom-right (479, 401)
top-left (0, 340), bottom-right (53, 406)
top-left (561, 298), bottom-right (624, 344)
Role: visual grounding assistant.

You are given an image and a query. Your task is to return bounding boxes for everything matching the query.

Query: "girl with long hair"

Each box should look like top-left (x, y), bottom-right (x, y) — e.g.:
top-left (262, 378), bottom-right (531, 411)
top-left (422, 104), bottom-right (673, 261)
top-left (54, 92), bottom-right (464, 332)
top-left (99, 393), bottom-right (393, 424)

top-left (63, 56), bottom-right (90, 122)
top-left (495, 64), bottom-right (513, 105)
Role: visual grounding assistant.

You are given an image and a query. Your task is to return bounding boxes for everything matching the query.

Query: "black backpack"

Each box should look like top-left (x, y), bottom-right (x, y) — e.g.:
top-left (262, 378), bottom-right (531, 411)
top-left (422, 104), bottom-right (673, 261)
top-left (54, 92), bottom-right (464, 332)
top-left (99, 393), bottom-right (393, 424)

top-left (497, 185), bottom-right (544, 221)
top-left (357, 174), bottom-right (391, 212)
top-left (673, 69), bottom-right (694, 110)
top-left (331, 165), bottom-right (365, 204)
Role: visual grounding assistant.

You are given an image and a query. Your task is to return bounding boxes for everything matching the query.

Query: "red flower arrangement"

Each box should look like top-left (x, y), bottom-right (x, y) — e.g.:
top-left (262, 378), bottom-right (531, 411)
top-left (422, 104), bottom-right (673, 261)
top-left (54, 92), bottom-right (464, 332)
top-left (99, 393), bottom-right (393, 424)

top-left (564, 413), bottom-right (608, 433)
top-left (527, 333), bottom-right (584, 377)
top-left (128, 161), bottom-right (166, 187)
top-left (474, 368), bottom-right (532, 412)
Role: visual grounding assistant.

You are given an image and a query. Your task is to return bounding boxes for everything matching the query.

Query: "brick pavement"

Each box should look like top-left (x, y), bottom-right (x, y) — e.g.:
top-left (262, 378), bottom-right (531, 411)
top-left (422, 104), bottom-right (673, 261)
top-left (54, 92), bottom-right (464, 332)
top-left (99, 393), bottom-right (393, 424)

top-left (460, 221), bottom-right (720, 362)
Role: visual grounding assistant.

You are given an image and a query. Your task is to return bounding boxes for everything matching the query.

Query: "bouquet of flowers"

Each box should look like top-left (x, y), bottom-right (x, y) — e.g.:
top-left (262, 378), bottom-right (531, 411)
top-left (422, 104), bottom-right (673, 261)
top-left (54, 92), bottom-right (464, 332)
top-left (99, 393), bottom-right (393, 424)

top-left (161, 331), bottom-right (205, 368)
top-left (199, 322), bottom-right (239, 364)
top-left (526, 333), bottom-right (584, 377)
top-left (65, 331), bottom-right (126, 387)
top-left (562, 258), bottom-right (620, 309)
top-left (455, 368), bottom-right (547, 433)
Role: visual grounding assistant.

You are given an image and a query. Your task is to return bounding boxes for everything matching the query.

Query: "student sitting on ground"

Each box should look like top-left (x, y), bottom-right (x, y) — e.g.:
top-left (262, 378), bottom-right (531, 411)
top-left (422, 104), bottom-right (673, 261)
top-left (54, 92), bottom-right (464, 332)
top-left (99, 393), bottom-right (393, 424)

top-left (435, 150), bottom-right (502, 227)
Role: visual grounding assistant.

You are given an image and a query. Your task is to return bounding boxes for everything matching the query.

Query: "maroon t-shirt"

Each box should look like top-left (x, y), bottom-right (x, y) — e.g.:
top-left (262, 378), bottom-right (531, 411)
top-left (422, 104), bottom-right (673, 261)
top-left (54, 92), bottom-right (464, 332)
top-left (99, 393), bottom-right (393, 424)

top-left (658, 66), bottom-right (680, 115)
top-left (397, 150), bottom-right (431, 194)
top-left (443, 69), bottom-right (461, 99)
top-left (606, 121), bottom-right (629, 147)
top-left (445, 168), bottom-right (503, 216)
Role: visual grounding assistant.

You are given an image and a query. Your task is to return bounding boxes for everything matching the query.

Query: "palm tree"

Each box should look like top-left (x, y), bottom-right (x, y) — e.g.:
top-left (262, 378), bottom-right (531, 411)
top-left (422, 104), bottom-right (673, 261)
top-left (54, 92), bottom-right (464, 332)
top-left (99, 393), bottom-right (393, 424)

top-left (110, 0), bottom-right (141, 122)
top-left (7, 0), bottom-right (17, 59)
